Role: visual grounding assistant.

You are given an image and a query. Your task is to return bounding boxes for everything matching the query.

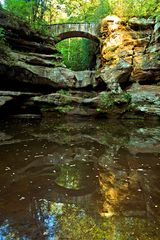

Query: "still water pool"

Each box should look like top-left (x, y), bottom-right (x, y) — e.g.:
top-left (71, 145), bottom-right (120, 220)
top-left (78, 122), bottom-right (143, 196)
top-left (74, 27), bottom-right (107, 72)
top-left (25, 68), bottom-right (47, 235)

top-left (0, 117), bottom-right (160, 239)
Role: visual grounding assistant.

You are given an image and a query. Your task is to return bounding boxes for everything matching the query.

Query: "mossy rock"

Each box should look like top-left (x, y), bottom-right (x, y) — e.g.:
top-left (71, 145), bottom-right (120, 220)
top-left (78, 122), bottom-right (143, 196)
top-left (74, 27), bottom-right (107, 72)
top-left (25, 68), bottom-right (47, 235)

top-left (97, 91), bottom-right (131, 116)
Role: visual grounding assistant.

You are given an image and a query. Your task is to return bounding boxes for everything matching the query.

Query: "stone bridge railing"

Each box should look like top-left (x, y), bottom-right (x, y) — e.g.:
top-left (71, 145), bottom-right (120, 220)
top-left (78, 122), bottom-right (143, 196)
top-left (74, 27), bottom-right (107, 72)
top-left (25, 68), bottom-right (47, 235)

top-left (49, 22), bottom-right (100, 36)
top-left (48, 23), bottom-right (100, 43)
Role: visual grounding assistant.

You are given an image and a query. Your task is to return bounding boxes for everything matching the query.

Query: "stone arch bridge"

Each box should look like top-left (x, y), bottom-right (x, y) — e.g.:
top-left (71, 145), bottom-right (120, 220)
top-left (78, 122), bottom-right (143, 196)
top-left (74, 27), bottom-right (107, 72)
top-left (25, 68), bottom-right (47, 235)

top-left (48, 23), bottom-right (100, 44)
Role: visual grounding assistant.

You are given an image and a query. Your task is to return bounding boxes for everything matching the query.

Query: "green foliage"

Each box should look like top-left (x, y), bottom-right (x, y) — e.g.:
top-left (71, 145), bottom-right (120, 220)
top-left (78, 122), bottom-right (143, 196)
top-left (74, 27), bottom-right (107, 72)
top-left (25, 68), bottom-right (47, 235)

top-left (94, 0), bottom-right (111, 21)
top-left (57, 89), bottom-right (71, 96)
top-left (5, 0), bottom-right (33, 21)
top-left (56, 38), bottom-right (97, 70)
top-left (4, 0), bottom-right (159, 32)
top-left (0, 27), bottom-right (11, 58)
top-left (110, 0), bottom-right (160, 18)
top-left (0, 27), bottom-right (5, 41)
top-left (98, 91), bottom-right (131, 110)
top-left (55, 105), bottom-right (74, 113)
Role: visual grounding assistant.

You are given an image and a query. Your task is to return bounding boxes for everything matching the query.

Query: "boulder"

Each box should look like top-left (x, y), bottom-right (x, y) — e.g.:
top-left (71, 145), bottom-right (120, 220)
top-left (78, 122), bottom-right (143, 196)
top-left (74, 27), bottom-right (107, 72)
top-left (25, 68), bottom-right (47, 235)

top-left (98, 59), bottom-right (132, 93)
top-left (124, 85), bottom-right (160, 118)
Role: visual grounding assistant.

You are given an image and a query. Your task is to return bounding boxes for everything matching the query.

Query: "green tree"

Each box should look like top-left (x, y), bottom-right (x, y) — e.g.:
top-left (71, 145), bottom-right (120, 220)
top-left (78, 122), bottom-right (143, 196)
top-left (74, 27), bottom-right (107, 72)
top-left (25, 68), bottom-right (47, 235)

top-left (109, 0), bottom-right (160, 18)
top-left (56, 38), bottom-right (97, 70)
top-left (5, 0), bottom-right (33, 22)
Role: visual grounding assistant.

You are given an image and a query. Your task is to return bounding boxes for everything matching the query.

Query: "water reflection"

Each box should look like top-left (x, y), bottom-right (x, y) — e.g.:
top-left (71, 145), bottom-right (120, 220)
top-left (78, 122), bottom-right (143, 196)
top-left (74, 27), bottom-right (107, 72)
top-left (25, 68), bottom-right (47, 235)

top-left (0, 118), bottom-right (160, 239)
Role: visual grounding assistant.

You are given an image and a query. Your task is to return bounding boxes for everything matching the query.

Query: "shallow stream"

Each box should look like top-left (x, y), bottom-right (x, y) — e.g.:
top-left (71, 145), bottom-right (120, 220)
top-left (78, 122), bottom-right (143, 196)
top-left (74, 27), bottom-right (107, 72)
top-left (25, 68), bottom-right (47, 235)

top-left (0, 116), bottom-right (160, 239)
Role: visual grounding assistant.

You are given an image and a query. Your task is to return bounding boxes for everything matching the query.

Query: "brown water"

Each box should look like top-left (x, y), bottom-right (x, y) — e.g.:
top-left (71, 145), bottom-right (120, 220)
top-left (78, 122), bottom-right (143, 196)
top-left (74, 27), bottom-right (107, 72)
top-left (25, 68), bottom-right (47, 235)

top-left (0, 117), bottom-right (160, 240)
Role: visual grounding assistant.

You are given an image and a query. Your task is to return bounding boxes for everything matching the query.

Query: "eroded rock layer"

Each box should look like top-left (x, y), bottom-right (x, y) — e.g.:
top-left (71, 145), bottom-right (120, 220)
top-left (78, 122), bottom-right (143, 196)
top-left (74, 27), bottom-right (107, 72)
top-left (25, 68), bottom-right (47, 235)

top-left (0, 9), bottom-right (160, 118)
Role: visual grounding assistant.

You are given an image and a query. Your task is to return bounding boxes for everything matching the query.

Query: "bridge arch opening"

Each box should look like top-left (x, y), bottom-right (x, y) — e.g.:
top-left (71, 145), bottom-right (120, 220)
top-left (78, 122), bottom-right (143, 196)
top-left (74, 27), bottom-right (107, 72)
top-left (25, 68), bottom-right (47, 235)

top-left (49, 23), bottom-right (100, 71)
top-left (56, 35), bottom-right (99, 71)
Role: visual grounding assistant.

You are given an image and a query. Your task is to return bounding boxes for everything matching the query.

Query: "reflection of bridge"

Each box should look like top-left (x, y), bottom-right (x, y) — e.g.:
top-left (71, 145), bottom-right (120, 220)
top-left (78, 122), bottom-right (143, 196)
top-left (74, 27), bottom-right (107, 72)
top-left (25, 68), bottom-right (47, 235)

top-left (48, 23), bottom-right (100, 43)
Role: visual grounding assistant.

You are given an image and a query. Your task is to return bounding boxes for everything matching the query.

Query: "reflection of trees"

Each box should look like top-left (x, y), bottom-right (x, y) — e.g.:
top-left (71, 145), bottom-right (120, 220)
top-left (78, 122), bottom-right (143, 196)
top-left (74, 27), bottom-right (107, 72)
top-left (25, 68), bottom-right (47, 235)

top-left (0, 220), bottom-right (21, 240)
top-left (40, 201), bottom-right (160, 240)
top-left (1, 119), bottom-right (160, 239)
top-left (55, 161), bottom-right (98, 192)
top-left (1, 198), bottom-right (159, 240)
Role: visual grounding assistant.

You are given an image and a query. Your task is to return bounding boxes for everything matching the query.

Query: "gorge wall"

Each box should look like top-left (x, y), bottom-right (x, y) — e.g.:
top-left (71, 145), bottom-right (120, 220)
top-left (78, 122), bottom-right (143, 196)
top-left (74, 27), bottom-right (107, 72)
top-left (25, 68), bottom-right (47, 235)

top-left (0, 9), bottom-right (160, 119)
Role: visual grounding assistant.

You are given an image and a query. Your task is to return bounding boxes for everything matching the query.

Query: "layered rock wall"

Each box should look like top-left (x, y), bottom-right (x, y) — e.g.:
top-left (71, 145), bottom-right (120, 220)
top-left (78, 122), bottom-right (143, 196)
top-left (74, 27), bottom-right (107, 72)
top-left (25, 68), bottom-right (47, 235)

top-left (100, 15), bottom-right (160, 89)
top-left (0, 9), bottom-right (160, 119)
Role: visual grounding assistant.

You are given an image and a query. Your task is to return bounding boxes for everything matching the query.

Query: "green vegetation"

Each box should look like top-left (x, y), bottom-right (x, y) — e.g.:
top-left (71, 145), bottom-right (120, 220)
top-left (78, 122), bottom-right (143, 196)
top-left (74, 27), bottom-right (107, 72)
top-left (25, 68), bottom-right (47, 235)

top-left (56, 89), bottom-right (71, 96)
top-left (1, 0), bottom-right (159, 70)
top-left (55, 105), bottom-right (74, 113)
top-left (56, 38), bottom-right (97, 70)
top-left (0, 0), bottom-right (159, 70)
top-left (0, 27), bottom-right (6, 55)
top-left (0, 26), bottom-right (11, 58)
top-left (110, 0), bottom-right (160, 18)
top-left (3, 0), bottom-right (160, 27)
top-left (97, 91), bottom-right (131, 111)
top-left (0, 27), bottom-right (5, 40)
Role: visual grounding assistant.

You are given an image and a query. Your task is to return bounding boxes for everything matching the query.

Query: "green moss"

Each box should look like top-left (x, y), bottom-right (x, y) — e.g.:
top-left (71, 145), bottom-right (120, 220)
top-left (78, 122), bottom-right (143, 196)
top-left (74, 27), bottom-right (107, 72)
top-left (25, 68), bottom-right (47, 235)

top-left (100, 91), bottom-right (131, 107)
top-left (0, 27), bottom-right (5, 40)
top-left (55, 105), bottom-right (74, 113)
top-left (56, 89), bottom-right (71, 96)
top-left (0, 41), bottom-right (13, 62)
top-left (97, 91), bottom-right (131, 112)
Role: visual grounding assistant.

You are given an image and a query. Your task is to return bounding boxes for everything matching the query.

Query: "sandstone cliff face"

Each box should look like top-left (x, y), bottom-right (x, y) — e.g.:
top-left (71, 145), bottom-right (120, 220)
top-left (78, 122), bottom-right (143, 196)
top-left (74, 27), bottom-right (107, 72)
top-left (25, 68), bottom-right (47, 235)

top-left (94, 15), bottom-right (160, 119)
top-left (0, 9), bottom-right (160, 119)
top-left (100, 15), bottom-right (160, 90)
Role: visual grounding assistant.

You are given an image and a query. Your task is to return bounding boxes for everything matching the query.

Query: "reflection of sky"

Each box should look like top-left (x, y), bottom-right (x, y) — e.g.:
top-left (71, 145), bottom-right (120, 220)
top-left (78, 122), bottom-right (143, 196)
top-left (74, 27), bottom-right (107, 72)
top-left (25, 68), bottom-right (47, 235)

top-left (44, 215), bottom-right (56, 240)
top-left (0, 0), bottom-right (4, 5)
top-left (0, 212), bottom-right (56, 240)
top-left (0, 221), bottom-right (9, 240)
top-left (36, 209), bottom-right (57, 240)
top-left (0, 220), bottom-right (30, 239)
top-left (0, 200), bottom-right (58, 240)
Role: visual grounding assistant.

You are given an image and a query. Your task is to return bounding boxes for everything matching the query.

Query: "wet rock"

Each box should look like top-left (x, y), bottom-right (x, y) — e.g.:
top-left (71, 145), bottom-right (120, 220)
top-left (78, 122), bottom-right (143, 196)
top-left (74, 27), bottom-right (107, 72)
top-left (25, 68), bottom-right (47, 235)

top-left (0, 58), bottom-right (97, 90)
top-left (31, 90), bottom-right (131, 117)
top-left (125, 85), bottom-right (160, 118)
top-left (0, 131), bottom-right (12, 142)
top-left (0, 91), bottom-right (39, 96)
top-left (127, 126), bottom-right (160, 155)
top-left (0, 96), bottom-right (13, 107)
top-left (154, 17), bottom-right (160, 43)
top-left (9, 113), bottom-right (41, 119)
top-left (0, 91), bottom-right (41, 118)
top-left (0, 8), bottom-right (63, 91)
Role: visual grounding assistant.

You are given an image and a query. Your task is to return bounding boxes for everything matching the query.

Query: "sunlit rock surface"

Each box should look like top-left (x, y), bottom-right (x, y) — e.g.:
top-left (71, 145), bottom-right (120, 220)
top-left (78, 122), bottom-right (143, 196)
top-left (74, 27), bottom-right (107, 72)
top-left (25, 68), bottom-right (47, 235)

top-left (100, 15), bottom-right (160, 88)
top-left (0, 10), bottom-right (160, 119)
